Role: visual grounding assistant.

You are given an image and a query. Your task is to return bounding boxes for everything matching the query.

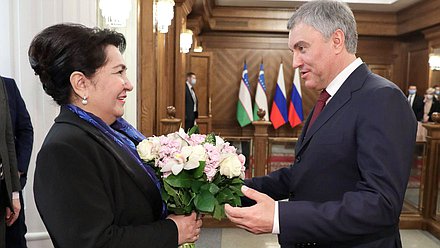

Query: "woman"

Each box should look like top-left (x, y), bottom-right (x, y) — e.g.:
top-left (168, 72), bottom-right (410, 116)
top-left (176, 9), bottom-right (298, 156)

top-left (29, 23), bottom-right (201, 248)
top-left (423, 87), bottom-right (440, 122)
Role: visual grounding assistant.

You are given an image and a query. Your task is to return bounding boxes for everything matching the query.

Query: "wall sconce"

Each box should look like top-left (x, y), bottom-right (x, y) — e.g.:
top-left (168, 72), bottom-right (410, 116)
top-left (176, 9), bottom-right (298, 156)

top-left (180, 30), bottom-right (193, 53)
top-left (155, 0), bottom-right (175, 33)
top-left (429, 54), bottom-right (440, 71)
top-left (99, 0), bottom-right (131, 27)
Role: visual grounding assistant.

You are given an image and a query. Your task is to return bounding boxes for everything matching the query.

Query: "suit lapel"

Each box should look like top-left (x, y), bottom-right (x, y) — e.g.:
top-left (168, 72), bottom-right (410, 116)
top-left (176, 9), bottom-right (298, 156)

top-left (56, 107), bottom-right (163, 219)
top-left (296, 64), bottom-right (370, 155)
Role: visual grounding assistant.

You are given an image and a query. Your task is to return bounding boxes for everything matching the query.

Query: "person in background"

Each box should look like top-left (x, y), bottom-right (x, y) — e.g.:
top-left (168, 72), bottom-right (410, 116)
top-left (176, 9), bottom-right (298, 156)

top-left (0, 77), bottom-right (21, 248)
top-left (185, 72), bottom-right (198, 131)
top-left (434, 84), bottom-right (440, 101)
top-left (1, 76), bottom-right (33, 248)
top-left (225, 1), bottom-right (417, 247)
top-left (29, 23), bottom-right (201, 248)
top-left (423, 87), bottom-right (440, 122)
top-left (407, 85), bottom-right (424, 121)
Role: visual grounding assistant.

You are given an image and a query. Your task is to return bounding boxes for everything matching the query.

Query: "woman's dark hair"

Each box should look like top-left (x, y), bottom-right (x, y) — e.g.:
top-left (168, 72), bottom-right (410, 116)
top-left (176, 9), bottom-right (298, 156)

top-left (28, 23), bottom-right (126, 105)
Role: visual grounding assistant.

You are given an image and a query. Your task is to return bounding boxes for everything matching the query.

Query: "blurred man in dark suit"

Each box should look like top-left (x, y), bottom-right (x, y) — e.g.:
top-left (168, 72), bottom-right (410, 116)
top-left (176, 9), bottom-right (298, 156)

top-left (407, 85), bottom-right (424, 121)
top-left (185, 72), bottom-right (198, 131)
top-left (0, 76), bottom-right (22, 248)
top-left (2, 76), bottom-right (33, 248)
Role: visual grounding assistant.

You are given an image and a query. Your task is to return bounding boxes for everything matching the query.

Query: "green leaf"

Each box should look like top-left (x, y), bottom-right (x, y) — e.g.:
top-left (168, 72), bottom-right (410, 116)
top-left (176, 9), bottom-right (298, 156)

top-left (188, 125), bottom-right (199, 135)
top-left (191, 180), bottom-right (203, 193)
top-left (217, 188), bottom-right (234, 203)
top-left (231, 195), bottom-right (242, 206)
top-left (194, 190), bottom-right (217, 213)
top-left (231, 177), bottom-right (244, 185)
top-left (201, 183), bottom-right (220, 195)
top-left (204, 133), bottom-right (216, 145)
top-left (192, 161), bottom-right (206, 178)
top-left (164, 171), bottom-right (193, 188)
top-left (213, 203), bottom-right (226, 220)
top-left (163, 181), bottom-right (177, 197)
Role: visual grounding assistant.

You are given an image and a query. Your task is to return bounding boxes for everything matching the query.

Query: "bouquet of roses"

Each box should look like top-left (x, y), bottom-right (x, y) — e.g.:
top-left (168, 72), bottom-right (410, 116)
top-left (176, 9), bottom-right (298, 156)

top-left (136, 126), bottom-right (245, 220)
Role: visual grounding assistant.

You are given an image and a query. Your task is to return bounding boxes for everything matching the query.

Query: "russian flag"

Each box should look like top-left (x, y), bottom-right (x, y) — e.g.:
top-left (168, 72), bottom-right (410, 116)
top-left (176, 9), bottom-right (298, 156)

top-left (270, 63), bottom-right (288, 129)
top-left (288, 68), bottom-right (304, 128)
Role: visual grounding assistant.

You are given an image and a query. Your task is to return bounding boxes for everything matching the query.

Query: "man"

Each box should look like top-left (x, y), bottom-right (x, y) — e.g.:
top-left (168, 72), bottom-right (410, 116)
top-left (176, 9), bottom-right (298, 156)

top-left (407, 85), bottom-right (424, 121)
top-left (225, 1), bottom-right (417, 247)
top-left (2, 76), bottom-right (33, 248)
top-left (185, 72), bottom-right (198, 131)
top-left (0, 77), bottom-right (21, 248)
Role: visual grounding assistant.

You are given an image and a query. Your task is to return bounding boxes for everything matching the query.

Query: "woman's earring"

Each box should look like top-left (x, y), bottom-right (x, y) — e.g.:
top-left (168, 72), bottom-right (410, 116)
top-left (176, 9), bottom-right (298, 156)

top-left (82, 96), bottom-right (88, 105)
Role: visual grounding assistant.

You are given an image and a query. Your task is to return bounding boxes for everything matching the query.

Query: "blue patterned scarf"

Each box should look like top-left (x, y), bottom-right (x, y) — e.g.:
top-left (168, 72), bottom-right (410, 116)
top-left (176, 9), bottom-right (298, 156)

top-left (66, 104), bottom-right (166, 219)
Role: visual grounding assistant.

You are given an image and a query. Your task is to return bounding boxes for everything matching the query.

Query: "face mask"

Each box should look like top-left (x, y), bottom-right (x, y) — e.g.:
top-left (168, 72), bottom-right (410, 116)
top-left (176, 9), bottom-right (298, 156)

top-left (426, 95), bottom-right (433, 100)
top-left (191, 78), bottom-right (197, 86)
top-left (436, 90), bottom-right (440, 95)
top-left (408, 90), bottom-right (416, 95)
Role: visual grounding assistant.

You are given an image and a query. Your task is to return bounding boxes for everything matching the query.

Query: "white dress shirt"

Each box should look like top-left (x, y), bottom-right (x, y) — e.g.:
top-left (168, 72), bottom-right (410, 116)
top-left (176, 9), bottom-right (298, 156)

top-left (186, 81), bottom-right (197, 112)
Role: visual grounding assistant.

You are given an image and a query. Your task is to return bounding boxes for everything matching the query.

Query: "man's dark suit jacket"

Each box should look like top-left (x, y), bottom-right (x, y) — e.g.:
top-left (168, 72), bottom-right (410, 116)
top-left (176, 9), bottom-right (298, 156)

top-left (185, 83), bottom-right (198, 131)
top-left (2, 76), bottom-right (33, 188)
top-left (34, 107), bottom-right (178, 248)
top-left (0, 77), bottom-right (21, 209)
top-left (408, 94), bottom-right (424, 121)
top-left (247, 64), bottom-right (417, 248)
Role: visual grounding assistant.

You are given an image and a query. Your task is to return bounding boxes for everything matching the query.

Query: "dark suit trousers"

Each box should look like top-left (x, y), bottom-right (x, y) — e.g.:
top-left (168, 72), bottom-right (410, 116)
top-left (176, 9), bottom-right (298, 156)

top-left (5, 192), bottom-right (26, 248)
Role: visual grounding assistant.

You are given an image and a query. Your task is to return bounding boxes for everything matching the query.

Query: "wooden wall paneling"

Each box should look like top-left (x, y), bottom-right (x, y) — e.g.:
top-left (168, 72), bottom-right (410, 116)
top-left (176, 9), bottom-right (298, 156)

top-left (424, 26), bottom-right (440, 87)
top-left (189, 53), bottom-right (211, 117)
top-left (189, 52), bottom-right (213, 132)
top-left (138, 0), bottom-right (156, 136)
top-left (203, 34), bottom-right (319, 137)
top-left (173, 0), bottom-right (194, 131)
top-left (407, 48), bottom-right (429, 94)
top-left (397, 0), bottom-right (440, 35)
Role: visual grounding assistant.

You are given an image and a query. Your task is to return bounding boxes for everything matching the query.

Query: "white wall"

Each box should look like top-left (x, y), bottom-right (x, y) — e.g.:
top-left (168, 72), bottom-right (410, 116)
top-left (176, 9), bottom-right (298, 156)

top-left (0, 0), bottom-right (137, 247)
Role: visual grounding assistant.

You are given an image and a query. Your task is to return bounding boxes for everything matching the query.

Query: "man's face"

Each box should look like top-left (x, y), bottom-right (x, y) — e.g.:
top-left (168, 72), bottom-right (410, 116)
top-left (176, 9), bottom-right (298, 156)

top-left (409, 86), bottom-right (417, 92)
top-left (187, 75), bottom-right (197, 86)
top-left (288, 23), bottom-right (337, 91)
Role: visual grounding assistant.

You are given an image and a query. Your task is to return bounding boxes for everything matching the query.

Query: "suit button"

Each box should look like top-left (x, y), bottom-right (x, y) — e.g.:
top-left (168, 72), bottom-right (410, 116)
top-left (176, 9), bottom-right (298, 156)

top-left (295, 155), bottom-right (301, 163)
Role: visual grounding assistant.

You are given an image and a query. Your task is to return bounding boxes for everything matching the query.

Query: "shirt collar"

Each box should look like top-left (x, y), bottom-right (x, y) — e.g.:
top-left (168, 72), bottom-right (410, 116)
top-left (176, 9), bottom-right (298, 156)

top-left (186, 81), bottom-right (192, 89)
top-left (326, 57), bottom-right (363, 101)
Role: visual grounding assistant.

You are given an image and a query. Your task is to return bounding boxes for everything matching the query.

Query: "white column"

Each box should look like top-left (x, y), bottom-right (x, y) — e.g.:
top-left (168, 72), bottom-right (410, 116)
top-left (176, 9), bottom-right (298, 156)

top-left (0, 1), bottom-right (98, 247)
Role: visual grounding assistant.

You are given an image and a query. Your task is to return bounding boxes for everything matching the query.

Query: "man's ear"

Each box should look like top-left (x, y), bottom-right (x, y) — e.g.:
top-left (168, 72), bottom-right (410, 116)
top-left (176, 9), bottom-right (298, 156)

top-left (70, 71), bottom-right (88, 97)
top-left (332, 29), bottom-right (345, 54)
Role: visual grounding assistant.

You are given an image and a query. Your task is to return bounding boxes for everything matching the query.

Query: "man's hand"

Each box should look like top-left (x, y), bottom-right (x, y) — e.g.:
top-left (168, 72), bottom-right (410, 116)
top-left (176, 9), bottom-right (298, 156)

top-left (225, 186), bottom-right (275, 234)
top-left (5, 198), bottom-right (21, 226)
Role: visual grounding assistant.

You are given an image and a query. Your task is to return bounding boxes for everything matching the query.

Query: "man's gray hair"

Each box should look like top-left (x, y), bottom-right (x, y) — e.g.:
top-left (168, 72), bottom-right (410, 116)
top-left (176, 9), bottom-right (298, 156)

top-left (287, 0), bottom-right (358, 54)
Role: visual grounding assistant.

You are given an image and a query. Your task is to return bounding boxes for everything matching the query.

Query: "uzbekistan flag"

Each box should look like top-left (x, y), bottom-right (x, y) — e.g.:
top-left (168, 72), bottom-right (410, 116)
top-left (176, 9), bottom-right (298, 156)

top-left (270, 63), bottom-right (288, 129)
top-left (253, 63), bottom-right (269, 121)
top-left (236, 62), bottom-right (254, 127)
top-left (288, 68), bottom-right (304, 127)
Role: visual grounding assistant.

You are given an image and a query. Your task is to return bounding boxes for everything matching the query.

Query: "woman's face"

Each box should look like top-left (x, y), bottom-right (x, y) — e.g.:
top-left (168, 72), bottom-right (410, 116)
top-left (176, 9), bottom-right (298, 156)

top-left (85, 45), bottom-right (133, 124)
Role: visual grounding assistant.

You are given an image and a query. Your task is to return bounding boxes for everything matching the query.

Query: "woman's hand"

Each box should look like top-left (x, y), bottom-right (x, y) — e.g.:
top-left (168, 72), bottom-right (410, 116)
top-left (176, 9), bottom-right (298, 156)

top-left (168, 212), bottom-right (202, 245)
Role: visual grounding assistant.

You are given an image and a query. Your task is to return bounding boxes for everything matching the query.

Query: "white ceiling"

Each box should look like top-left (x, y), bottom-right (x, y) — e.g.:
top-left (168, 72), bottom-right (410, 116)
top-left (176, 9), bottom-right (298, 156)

top-left (215, 0), bottom-right (423, 12)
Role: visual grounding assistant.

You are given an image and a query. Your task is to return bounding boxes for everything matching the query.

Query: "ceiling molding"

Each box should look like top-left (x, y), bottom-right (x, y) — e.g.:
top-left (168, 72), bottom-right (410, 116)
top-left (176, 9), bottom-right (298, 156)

top-left (189, 0), bottom-right (440, 37)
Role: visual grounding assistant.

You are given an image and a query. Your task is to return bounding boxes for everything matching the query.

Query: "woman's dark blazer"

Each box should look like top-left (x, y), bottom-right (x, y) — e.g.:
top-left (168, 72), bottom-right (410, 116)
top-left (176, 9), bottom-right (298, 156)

top-left (34, 106), bottom-right (178, 248)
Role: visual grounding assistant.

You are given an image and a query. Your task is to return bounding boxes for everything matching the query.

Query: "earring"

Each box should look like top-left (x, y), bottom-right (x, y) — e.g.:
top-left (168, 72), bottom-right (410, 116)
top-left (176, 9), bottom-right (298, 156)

top-left (82, 96), bottom-right (88, 105)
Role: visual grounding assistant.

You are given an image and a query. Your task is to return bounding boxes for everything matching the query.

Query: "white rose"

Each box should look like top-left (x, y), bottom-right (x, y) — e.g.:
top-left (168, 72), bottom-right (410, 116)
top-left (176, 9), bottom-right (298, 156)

top-left (219, 154), bottom-right (242, 178)
top-left (181, 145), bottom-right (206, 170)
top-left (137, 138), bottom-right (160, 161)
